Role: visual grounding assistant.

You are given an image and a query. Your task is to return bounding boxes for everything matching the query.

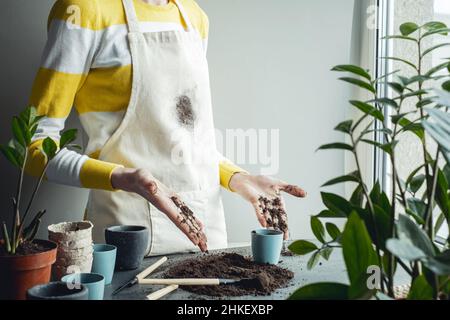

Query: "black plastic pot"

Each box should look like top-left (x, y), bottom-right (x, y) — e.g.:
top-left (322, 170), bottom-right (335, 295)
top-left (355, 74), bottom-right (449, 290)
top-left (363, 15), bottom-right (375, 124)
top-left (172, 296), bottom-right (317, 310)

top-left (105, 225), bottom-right (149, 270)
top-left (26, 281), bottom-right (88, 300)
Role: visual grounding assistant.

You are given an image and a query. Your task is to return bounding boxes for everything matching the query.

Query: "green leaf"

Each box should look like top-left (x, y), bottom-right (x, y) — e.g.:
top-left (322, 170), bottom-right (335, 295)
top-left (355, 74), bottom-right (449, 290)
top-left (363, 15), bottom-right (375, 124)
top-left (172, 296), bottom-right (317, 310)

top-left (321, 171), bottom-right (360, 187)
top-left (0, 145), bottom-right (23, 167)
top-left (402, 89), bottom-right (428, 99)
top-left (288, 282), bottom-right (349, 300)
top-left (334, 120), bottom-right (353, 134)
top-left (398, 119), bottom-right (425, 140)
top-left (19, 106), bottom-right (38, 126)
top-left (331, 65), bottom-right (371, 81)
top-left (349, 100), bottom-right (384, 121)
top-left (386, 238), bottom-right (426, 261)
top-left (408, 174), bottom-right (426, 194)
top-left (400, 22), bottom-right (419, 36)
top-left (307, 251), bottom-right (320, 270)
top-left (321, 192), bottom-right (353, 217)
top-left (407, 198), bottom-right (427, 220)
top-left (381, 57), bottom-right (417, 71)
top-left (435, 169), bottom-right (450, 221)
top-left (423, 108), bottom-right (450, 153)
top-left (434, 212), bottom-right (446, 235)
top-left (315, 210), bottom-right (346, 218)
top-left (339, 77), bottom-right (376, 93)
top-left (288, 240), bottom-right (318, 255)
top-left (311, 216), bottom-right (325, 243)
top-left (360, 139), bottom-right (397, 155)
top-left (442, 80), bottom-right (450, 92)
top-left (423, 21), bottom-right (447, 32)
top-left (422, 43), bottom-right (450, 58)
top-left (42, 137), bottom-right (58, 160)
top-left (325, 222), bottom-right (341, 241)
top-left (342, 212), bottom-right (378, 299)
top-left (387, 81), bottom-right (404, 94)
top-left (12, 117), bottom-right (27, 147)
top-left (423, 257), bottom-right (450, 275)
top-left (59, 129), bottom-right (78, 149)
top-left (421, 27), bottom-right (450, 39)
top-left (320, 247), bottom-right (333, 261)
top-left (407, 275), bottom-right (433, 300)
top-left (317, 143), bottom-right (353, 152)
top-left (368, 97), bottom-right (399, 109)
top-left (350, 184), bottom-right (364, 207)
top-left (397, 214), bottom-right (435, 256)
top-left (425, 61), bottom-right (450, 77)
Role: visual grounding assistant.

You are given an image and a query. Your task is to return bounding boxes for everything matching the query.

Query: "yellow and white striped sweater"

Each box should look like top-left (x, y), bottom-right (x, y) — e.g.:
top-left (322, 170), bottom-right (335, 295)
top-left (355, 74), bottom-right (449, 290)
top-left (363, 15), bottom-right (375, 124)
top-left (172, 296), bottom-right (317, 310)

top-left (28, 0), bottom-right (243, 191)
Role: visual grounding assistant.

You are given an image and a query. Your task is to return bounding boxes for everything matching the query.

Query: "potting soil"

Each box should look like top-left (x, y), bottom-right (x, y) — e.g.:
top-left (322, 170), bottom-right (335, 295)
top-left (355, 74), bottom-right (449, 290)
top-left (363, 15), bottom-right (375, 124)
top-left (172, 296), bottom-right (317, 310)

top-left (164, 253), bottom-right (294, 297)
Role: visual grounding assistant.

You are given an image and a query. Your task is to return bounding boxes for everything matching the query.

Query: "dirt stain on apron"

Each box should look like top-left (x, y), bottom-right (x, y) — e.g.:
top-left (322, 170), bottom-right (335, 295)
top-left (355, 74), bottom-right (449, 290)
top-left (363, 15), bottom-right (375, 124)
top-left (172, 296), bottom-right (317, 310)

top-left (176, 95), bottom-right (195, 128)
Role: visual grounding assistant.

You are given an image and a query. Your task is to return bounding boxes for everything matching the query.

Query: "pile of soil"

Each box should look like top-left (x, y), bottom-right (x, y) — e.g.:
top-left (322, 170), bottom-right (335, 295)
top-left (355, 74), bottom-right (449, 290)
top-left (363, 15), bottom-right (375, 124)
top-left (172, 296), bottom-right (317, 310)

top-left (0, 241), bottom-right (48, 256)
top-left (164, 253), bottom-right (294, 297)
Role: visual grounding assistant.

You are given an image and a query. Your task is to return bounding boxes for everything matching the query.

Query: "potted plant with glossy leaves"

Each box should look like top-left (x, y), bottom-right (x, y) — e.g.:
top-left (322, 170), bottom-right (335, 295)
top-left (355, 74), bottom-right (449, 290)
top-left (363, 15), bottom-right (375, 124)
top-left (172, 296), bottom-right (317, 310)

top-left (288, 21), bottom-right (450, 300)
top-left (0, 106), bottom-right (80, 300)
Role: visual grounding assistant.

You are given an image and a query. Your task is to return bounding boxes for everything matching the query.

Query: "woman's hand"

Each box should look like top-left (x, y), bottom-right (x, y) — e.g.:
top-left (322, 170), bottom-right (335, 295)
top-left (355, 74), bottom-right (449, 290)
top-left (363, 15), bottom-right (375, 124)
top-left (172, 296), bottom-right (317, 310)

top-left (111, 167), bottom-right (208, 252)
top-left (229, 173), bottom-right (306, 240)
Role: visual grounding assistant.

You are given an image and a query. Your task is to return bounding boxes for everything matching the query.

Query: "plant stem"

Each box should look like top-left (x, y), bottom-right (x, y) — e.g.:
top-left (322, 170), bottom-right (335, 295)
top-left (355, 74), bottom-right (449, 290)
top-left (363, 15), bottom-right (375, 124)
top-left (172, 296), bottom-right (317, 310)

top-left (2, 222), bottom-right (11, 253)
top-left (397, 259), bottom-right (413, 277)
top-left (425, 150), bottom-right (440, 239)
top-left (17, 160), bottom-right (51, 244)
top-left (11, 149), bottom-right (28, 254)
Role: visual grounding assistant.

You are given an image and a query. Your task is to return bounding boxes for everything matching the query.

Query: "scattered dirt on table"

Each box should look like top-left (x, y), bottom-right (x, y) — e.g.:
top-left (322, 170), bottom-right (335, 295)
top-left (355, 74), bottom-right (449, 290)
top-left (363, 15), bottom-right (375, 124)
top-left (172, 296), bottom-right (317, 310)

top-left (164, 253), bottom-right (294, 297)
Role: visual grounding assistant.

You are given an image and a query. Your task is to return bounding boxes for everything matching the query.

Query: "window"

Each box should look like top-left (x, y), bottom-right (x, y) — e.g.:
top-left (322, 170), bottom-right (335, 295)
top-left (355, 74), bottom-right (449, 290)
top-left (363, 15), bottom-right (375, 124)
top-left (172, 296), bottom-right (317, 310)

top-left (376, 0), bottom-right (449, 241)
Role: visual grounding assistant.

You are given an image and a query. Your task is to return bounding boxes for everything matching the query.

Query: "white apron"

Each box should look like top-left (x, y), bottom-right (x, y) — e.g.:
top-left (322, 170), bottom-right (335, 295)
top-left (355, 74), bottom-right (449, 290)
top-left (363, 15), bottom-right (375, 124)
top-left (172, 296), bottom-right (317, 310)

top-left (86, 0), bottom-right (227, 256)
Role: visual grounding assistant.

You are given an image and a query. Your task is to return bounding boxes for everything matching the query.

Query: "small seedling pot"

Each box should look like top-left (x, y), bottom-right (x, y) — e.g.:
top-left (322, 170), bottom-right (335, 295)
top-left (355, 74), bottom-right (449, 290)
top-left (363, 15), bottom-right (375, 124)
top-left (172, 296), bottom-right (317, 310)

top-left (0, 239), bottom-right (57, 300)
top-left (251, 229), bottom-right (283, 265)
top-left (61, 273), bottom-right (105, 300)
top-left (105, 225), bottom-right (149, 270)
top-left (48, 221), bottom-right (93, 279)
top-left (27, 281), bottom-right (88, 300)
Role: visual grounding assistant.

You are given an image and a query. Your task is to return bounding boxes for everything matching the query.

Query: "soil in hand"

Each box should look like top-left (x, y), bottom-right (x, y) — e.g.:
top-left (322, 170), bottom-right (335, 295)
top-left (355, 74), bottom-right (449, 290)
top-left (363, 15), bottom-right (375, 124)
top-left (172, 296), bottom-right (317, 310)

top-left (258, 196), bottom-right (288, 234)
top-left (165, 253), bottom-right (294, 297)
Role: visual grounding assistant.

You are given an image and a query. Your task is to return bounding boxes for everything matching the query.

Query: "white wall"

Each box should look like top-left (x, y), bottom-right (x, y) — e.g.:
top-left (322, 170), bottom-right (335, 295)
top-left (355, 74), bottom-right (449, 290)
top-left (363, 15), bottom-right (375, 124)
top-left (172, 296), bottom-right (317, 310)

top-left (0, 0), bottom-right (357, 243)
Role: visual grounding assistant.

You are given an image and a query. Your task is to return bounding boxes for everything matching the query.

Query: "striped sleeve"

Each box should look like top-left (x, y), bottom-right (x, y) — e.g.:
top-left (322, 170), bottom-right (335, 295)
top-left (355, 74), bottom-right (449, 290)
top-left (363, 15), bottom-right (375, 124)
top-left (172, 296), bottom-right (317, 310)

top-left (27, 0), bottom-right (121, 190)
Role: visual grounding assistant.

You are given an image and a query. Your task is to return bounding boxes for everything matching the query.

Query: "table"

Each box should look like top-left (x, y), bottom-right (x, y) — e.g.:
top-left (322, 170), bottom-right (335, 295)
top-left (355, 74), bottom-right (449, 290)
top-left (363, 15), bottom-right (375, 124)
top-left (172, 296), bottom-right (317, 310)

top-left (105, 244), bottom-right (408, 300)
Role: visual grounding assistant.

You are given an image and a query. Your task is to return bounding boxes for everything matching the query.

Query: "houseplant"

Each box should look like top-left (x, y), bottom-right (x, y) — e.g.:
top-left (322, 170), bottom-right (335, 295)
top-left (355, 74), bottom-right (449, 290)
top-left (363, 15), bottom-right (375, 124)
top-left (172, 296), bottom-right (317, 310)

top-left (0, 106), bottom-right (80, 299)
top-left (288, 21), bottom-right (450, 300)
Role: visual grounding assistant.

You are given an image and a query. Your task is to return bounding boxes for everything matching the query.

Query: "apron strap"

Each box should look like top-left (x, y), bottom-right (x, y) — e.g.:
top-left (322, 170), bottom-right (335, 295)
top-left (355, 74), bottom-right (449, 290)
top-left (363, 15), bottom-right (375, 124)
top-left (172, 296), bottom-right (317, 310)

top-left (122, 0), bottom-right (194, 33)
top-left (122, 0), bottom-right (141, 33)
top-left (173, 0), bottom-right (194, 32)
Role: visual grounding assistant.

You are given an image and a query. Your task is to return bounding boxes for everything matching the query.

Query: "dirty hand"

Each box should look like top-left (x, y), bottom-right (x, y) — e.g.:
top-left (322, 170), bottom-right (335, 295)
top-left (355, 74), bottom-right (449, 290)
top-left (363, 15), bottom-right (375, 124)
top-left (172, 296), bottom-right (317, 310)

top-left (111, 167), bottom-right (208, 252)
top-left (229, 173), bottom-right (306, 240)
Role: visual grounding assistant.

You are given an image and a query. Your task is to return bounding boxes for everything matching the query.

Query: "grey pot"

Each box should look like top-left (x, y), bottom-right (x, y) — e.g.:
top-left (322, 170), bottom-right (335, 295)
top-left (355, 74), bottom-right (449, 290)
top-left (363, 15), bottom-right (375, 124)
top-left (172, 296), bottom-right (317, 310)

top-left (26, 281), bottom-right (88, 300)
top-left (105, 225), bottom-right (149, 270)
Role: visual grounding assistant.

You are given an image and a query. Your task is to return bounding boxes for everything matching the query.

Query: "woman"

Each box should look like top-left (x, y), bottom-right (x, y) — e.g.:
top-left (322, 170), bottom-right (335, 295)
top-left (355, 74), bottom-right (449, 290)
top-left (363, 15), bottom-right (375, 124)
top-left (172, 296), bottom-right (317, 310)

top-left (28, 0), bottom-right (306, 255)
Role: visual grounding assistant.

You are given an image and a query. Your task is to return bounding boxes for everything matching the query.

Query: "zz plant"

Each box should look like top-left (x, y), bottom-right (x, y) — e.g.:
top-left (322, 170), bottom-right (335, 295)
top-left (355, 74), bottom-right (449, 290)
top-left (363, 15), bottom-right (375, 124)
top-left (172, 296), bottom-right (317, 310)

top-left (0, 106), bottom-right (79, 255)
top-left (289, 21), bottom-right (450, 300)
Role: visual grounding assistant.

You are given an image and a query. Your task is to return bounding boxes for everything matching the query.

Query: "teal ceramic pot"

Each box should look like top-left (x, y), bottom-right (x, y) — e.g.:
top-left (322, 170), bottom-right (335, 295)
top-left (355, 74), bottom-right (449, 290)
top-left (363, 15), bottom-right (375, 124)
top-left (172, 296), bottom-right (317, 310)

top-left (61, 273), bottom-right (105, 300)
top-left (26, 281), bottom-right (88, 300)
top-left (251, 229), bottom-right (283, 265)
top-left (105, 225), bottom-right (149, 270)
top-left (92, 244), bottom-right (117, 285)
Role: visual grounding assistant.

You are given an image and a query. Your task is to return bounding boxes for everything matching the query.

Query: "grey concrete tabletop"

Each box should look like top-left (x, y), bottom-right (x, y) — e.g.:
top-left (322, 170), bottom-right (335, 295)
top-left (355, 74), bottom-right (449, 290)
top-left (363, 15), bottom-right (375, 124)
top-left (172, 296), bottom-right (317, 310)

top-left (105, 243), bottom-right (409, 300)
